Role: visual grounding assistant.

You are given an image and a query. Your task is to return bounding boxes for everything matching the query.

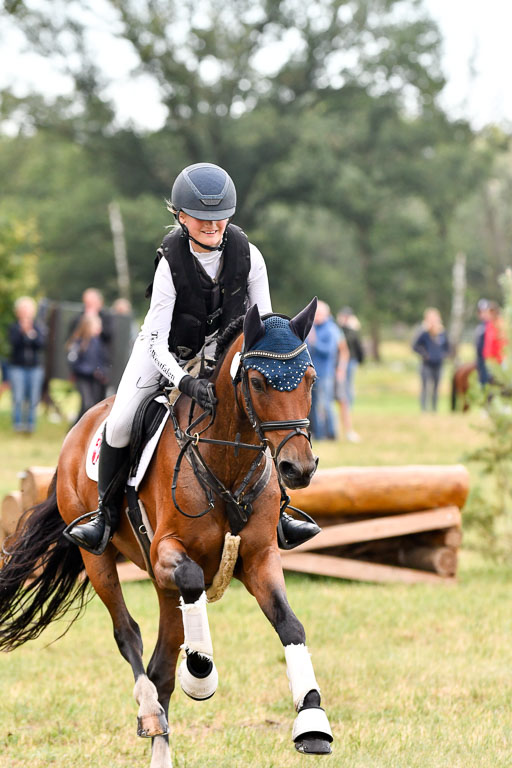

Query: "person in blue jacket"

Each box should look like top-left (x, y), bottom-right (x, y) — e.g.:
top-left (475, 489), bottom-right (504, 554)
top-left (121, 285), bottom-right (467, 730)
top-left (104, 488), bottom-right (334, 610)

top-left (412, 307), bottom-right (450, 411)
top-left (307, 300), bottom-right (341, 439)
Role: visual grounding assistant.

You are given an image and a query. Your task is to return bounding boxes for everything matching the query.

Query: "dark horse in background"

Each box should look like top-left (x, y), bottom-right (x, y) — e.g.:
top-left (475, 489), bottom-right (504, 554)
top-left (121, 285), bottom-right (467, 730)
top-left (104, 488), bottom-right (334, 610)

top-left (451, 362), bottom-right (477, 411)
top-left (0, 300), bottom-right (333, 767)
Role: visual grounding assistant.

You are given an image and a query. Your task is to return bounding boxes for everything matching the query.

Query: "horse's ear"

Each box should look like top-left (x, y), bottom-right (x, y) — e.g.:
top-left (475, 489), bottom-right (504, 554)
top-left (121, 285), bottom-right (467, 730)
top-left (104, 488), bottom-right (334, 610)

top-left (289, 297), bottom-right (318, 341)
top-left (243, 304), bottom-right (266, 351)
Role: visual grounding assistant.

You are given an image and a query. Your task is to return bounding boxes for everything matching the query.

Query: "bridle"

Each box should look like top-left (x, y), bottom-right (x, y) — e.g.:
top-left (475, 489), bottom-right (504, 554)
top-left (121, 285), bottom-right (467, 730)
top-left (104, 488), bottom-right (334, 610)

top-left (168, 337), bottom-right (314, 535)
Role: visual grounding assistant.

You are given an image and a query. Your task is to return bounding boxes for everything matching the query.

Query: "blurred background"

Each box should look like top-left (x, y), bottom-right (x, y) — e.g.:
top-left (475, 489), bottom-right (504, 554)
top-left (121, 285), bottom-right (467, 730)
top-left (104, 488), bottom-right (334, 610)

top-left (2, 0), bottom-right (512, 350)
top-left (1, 0), bottom-right (512, 526)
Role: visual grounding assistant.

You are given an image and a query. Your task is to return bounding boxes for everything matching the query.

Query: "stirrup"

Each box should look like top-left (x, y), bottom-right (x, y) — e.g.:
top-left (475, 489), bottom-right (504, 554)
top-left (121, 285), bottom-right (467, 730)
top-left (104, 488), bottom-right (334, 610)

top-left (63, 510), bottom-right (113, 556)
top-left (277, 505), bottom-right (321, 550)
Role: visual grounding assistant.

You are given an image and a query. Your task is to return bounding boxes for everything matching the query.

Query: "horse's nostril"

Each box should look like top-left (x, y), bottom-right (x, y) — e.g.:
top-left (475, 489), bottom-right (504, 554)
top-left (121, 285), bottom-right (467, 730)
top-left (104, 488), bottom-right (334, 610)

top-left (279, 461), bottom-right (297, 479)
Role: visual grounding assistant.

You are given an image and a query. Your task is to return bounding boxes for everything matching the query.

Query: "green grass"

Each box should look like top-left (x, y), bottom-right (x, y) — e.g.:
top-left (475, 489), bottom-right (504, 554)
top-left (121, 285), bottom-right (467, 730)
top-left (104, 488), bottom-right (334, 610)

top-left (0, 345), bottom-right (508, 768)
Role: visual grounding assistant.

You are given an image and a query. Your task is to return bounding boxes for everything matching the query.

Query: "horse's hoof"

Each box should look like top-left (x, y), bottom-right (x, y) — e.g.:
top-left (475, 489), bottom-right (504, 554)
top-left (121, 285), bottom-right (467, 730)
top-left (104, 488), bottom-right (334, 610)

top-left (292, 707), bottom-right (333, 754)
top-left (295, 735), bottom-right (332, 754)
top-left (137, 712), bottom-right (169, 738)
top-left (178, 654), bottom-right (218, 700)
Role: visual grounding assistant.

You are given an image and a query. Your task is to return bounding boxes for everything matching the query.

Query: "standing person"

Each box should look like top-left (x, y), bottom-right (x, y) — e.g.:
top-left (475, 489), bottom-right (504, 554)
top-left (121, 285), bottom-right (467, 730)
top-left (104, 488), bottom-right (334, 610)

top-left (8, 296), bottom-right (46, 433)
top-left (475, 299), bottom-right (491, 385)
top-left (67, 314), bottom-right (110, 422)
top-left (412, 307), bottom-right (450, 412)
top-left (66, 162), bottom-right (319, 553)
top-left (335, 307), bottom-right (364, 442)
top-left (483, 302), bottom-right (506, 368)
top-left (307, 300), bottom-right (341, 440)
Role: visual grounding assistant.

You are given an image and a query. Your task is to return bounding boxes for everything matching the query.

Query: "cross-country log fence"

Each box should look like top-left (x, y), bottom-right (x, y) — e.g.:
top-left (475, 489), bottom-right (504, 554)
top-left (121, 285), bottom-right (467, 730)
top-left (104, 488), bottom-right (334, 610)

top-left (1, 464), bottom-right (468, 583)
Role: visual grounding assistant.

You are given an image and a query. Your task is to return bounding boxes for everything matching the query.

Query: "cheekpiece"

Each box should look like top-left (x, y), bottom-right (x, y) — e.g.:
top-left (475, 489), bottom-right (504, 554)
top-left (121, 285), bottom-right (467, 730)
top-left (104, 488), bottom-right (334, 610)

top-left (242, 316), bottom-right (313, 392)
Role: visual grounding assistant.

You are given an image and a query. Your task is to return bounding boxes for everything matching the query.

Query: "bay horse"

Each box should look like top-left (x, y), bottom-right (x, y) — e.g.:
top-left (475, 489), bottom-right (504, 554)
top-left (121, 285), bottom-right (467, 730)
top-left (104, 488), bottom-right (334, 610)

top-left (0, 300), bottom-right (333, 766)
top-left (450, 362), bottom-right (477, 411)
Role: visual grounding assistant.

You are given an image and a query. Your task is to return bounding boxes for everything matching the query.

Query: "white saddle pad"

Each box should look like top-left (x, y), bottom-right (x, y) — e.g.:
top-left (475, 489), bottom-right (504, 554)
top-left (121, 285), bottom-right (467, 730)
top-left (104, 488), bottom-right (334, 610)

top-left (85, 397), bottom-right (170, 491)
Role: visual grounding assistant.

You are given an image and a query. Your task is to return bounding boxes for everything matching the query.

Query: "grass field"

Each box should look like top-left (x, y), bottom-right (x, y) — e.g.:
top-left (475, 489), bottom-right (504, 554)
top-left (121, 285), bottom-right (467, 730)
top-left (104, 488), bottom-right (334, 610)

top-left (1, 345), bottom-right (511, 768)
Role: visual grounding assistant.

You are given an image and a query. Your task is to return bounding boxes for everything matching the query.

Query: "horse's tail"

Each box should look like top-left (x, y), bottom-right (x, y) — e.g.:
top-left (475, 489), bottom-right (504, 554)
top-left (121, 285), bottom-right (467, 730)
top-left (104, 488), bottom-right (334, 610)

top-left (0, 471), bottom-right (90, 651)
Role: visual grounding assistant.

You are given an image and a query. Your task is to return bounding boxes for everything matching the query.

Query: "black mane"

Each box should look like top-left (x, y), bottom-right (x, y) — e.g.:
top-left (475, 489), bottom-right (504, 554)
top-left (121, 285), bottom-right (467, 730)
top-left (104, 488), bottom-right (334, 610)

top-left (213, 315), bottom-right (245, 363)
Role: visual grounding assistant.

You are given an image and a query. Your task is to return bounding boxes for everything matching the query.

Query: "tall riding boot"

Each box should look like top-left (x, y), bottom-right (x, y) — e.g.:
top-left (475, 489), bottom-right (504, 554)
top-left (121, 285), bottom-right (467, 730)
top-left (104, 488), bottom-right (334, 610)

top-left (65, 432), bottom-right (130, 555)
top-left (277, 510), bottom-right (321, 550)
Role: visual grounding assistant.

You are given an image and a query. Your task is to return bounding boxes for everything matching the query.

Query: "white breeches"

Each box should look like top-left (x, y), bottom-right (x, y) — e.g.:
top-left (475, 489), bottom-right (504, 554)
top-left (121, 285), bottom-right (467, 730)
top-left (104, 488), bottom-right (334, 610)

top-left (106, 335), bottom-right (162, 448)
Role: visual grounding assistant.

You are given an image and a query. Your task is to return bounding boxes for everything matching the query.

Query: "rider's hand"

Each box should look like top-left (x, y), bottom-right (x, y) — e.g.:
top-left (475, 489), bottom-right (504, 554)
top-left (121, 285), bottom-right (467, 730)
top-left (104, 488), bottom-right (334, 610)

top-left (178, 375), bottom-right (216, 411)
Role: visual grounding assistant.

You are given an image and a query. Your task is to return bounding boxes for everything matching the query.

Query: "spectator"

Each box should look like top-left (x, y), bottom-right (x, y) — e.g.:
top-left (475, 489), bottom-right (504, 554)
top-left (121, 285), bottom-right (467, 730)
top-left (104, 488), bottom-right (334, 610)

top-left (336, 307), bottom-right (364, 442)
top-left (8, 296), bottom-right (46, 433)
top-left (0, 359), bottom-right (10, 400)
top-left (67, 314), bottom-right (109, 422)
top-left (483, 302), bottom-right (506, 367)
top-left (412, 307), bottom-right (450, 412)
top-left (475, 299), bottom-right (491, 386)
top-left (307, 300), bottom-right (341, 440)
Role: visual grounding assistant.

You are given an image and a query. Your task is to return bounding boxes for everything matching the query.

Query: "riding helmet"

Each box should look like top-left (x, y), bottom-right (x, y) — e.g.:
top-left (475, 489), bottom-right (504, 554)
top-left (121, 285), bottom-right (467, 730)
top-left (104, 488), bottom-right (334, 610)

top-left (171, 163), bottom-right (236, 220)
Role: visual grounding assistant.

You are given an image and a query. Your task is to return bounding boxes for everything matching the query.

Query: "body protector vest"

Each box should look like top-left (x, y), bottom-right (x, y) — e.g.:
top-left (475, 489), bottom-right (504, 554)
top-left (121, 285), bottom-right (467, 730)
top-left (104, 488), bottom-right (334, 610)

top-left (147, 224), bottom-right (251, 360)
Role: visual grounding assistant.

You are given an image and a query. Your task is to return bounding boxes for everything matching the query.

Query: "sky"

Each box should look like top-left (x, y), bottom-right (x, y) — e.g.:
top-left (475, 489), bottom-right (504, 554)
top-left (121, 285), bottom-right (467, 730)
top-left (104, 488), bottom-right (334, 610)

top-left (1, 0), bottom-right (512, 131)
top-left (424, 0), bottom-right (512, 129)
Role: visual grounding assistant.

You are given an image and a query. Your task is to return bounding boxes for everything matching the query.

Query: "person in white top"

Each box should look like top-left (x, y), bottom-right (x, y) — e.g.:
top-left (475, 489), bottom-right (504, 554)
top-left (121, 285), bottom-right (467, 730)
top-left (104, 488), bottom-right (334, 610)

top-left (66, 163), bottom-right (318, 554)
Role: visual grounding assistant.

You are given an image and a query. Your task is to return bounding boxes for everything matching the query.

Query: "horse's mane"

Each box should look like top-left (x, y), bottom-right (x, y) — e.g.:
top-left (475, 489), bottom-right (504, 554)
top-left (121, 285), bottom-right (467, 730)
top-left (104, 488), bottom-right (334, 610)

top-left (213, 315), bottom-right (244, 365)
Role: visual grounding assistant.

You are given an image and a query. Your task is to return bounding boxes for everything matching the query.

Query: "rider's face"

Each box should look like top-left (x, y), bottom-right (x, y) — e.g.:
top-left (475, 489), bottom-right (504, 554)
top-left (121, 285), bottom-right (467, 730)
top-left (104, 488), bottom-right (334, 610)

top-left (179, 213), bottom-right (229, 252)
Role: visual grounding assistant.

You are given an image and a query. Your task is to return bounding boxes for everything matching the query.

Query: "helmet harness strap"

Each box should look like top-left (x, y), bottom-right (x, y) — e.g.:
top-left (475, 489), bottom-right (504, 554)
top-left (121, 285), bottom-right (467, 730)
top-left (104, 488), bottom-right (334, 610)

top-left (178, 218), bottom-right (230, 253)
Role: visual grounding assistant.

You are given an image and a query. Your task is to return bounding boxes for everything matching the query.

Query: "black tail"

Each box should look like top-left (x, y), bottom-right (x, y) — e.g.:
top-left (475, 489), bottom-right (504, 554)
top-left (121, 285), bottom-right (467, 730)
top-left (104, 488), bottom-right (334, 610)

top-left (0, 472), bottom-right (90, 651)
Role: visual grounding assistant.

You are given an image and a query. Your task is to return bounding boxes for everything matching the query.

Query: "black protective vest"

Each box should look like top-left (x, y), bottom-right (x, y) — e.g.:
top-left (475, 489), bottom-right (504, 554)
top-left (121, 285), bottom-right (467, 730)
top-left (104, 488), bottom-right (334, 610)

top-left (152, 224), bottom-right (251, 360)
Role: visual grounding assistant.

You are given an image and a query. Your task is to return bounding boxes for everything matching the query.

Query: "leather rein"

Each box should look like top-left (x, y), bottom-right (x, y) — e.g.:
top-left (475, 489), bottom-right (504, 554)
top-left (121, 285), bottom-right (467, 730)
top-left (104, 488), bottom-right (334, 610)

top-left (168, 346), bottom-right (312, 536)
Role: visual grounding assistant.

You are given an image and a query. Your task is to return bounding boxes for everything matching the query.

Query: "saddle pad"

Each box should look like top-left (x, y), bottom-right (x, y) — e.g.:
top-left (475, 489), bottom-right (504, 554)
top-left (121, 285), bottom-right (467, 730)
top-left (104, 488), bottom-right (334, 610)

top-left (85, 397), bottom-right (170, 490)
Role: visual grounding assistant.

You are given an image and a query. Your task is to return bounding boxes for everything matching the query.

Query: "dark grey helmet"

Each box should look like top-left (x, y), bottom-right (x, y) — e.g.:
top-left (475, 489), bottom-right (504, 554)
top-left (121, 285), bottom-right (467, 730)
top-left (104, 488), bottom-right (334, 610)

top-left (171, 162), bottom-right (236, 220)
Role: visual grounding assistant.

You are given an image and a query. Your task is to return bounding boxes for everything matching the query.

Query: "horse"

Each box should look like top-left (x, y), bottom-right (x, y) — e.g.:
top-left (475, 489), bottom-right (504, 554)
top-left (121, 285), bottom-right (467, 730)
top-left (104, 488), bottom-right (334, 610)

top-left (450, 362), bottom-right (477, 411)
top-left (0, 300), bottom-right (333, 767)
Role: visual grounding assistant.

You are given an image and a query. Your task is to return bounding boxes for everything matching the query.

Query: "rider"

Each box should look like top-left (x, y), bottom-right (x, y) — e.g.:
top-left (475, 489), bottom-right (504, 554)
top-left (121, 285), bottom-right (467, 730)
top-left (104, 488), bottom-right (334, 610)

top-left (66, 162), bottom-right (320, 554)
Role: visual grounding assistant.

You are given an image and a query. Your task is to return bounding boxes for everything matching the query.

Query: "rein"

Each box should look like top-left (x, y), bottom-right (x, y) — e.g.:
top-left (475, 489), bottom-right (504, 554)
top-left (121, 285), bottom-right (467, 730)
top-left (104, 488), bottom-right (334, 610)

top-left (168, 342), bottom-right (312, 535)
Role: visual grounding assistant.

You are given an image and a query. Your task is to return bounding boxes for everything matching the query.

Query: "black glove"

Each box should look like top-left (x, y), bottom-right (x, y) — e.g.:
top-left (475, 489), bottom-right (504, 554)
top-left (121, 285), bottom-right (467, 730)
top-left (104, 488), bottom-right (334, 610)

top-left (178, 375), bottom-right (216, 411)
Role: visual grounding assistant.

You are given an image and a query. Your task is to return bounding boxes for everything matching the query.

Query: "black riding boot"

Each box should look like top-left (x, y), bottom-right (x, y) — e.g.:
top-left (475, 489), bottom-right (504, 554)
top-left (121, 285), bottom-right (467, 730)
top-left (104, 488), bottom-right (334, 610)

top-left (65, 433), bottom-right (130, 555)
top-left (277, 511), bottom-right (321, 550)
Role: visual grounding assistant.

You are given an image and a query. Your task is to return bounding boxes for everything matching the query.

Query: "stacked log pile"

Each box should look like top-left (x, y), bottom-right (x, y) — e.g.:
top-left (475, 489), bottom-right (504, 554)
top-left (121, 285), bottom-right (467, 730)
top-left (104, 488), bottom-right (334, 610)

top-left (284, 465), bottom-right (469, 584)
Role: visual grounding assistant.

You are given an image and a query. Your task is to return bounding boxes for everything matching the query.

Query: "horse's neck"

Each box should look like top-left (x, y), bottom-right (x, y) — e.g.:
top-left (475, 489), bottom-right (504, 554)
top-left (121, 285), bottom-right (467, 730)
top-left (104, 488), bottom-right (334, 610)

top-left (208, 342), bottom-right (260, 484)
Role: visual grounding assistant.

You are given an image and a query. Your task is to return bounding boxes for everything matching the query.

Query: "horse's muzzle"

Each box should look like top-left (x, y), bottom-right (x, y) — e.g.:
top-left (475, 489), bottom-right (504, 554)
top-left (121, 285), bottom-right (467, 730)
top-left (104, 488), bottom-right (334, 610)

top-left (278, 455), bottom-right (318, 489)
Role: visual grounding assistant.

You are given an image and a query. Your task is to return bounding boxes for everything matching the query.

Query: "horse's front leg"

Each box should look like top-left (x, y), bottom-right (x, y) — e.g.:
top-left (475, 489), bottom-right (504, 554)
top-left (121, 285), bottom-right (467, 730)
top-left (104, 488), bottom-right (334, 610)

top-left (241, 545), bottom-right (333, 755)
top-left (153, 536), bottom-right (218, 703)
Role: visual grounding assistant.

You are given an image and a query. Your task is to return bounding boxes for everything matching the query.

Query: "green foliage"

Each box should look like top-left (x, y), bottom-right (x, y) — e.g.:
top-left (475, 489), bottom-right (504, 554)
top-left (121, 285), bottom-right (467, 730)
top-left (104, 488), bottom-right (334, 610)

top-left (0, 213), bottom-right (40, 358)
top-left (0, 0), bottom-right (505, 334)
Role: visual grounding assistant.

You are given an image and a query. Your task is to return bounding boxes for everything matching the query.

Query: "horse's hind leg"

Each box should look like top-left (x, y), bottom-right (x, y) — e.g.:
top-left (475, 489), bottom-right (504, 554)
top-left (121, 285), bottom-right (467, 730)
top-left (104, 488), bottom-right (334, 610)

top-left (81, 550), bottom-right (170, 764)
top-left (241, 547), bottom-right (333, 755)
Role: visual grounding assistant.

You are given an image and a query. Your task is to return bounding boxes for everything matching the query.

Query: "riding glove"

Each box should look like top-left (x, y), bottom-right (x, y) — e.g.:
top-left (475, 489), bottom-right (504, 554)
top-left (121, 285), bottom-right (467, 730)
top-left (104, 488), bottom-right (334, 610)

top-left (178, 375), bottom-right (216, 411)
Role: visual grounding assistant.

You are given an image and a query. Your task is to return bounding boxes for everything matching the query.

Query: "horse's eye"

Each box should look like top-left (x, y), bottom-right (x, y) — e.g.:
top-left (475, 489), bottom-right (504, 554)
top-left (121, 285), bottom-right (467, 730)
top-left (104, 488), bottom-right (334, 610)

top-left (250, 377), bottom-right (265, 393)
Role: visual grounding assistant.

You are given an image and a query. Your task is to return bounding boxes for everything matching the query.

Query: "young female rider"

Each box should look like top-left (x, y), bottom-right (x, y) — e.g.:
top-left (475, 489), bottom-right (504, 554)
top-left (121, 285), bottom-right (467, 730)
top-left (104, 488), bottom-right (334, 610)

top-left (67, 162), bottom-right (319, 554)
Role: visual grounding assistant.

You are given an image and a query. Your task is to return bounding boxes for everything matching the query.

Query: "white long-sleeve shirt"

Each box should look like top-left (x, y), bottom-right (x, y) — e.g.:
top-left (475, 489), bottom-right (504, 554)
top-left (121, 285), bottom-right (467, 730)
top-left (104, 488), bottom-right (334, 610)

top-left (139, 241), bottom-right (272, 386)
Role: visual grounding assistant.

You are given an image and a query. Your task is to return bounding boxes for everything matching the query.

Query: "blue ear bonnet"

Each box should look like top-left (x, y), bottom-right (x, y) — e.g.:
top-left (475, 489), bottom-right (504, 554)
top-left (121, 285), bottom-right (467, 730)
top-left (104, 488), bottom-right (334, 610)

top-left (242, 316), bottom-right (313, 391)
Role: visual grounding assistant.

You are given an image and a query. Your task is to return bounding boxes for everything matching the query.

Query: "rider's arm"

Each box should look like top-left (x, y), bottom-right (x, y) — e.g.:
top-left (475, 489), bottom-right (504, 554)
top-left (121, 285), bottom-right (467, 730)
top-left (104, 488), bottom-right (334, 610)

top-left (247, 244), bottom-right (272, 314)
top-left (141, 257), bottom-right (187, 386)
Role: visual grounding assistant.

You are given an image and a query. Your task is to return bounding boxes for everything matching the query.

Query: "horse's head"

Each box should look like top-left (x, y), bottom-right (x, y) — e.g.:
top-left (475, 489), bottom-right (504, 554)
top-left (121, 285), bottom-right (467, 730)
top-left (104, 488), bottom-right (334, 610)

top-left (232, 299), bottom-right (318, 489)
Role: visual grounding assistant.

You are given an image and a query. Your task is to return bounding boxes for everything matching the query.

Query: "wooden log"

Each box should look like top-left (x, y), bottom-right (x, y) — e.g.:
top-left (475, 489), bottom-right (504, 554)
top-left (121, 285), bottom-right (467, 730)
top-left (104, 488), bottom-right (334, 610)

top-left (289, 506), bottom-right (462, 553)
top-left (1, 491), bottom-right (24, 536)
top-left (398, 545), bottom-right (457, 577)
top-left (289, 464), bottom-right (469, 516)
top-left (281, 552), bottom-right (456, 584)
top-left (416, 526), bottom-right (462, 549)
top-left (20, 466), bottom-right (55, 510)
